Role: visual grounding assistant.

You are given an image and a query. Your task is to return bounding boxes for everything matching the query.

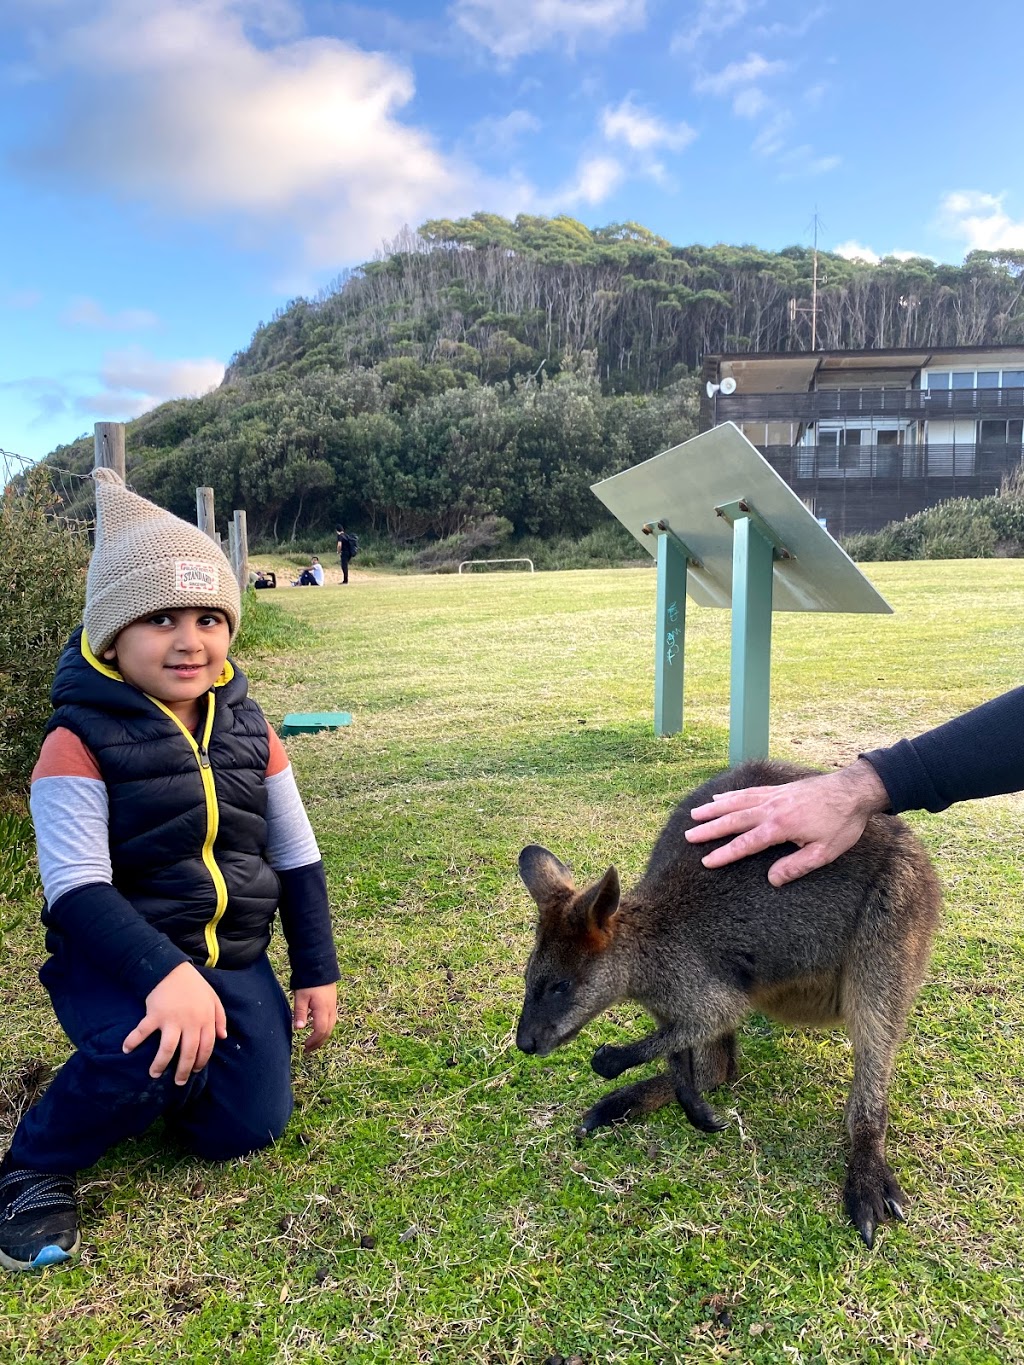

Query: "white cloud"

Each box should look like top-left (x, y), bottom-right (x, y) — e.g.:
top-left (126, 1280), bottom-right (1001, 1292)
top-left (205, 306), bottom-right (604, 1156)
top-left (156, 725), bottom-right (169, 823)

top-left (451, 0), bottom-right (647, 60)
top-left (61, 296), bottom-right (159, 330)
top-left (833, 240), bottom-right (880, 265)
top-left (752, 110), bottom-right (793, 157)
top-left (754, 5), bottom-right (827, 40)
top-left (833, 241), bottom-right (931, 264)
top-left (470, 110), bottom-right (542, 154)
top-left (938, 190), bottom-right (1024, 252)
top-left (78, 349), bottom-right (226, 419)
top-left (776, 145), bottom-right (840, 178)
top-left (546, 156), bottom-right (625, 208)
top-left (670, 0), bottom-right (754, 55)
top-left (601, 97), bottom-right (696, 152)
top-left (732, 87), bottom-right (769, 118)
top-left (694, 53), bottom-right (787, 96)
top-left (13, 0), bottom-right (527, 268)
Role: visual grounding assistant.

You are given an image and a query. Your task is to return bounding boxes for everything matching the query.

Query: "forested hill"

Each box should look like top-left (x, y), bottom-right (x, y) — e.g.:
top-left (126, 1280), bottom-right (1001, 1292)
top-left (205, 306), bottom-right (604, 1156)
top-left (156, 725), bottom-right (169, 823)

top-left (46, 214), bottom-right (1024, 544)
top-left (230, 214), bottom-right (1024, 387)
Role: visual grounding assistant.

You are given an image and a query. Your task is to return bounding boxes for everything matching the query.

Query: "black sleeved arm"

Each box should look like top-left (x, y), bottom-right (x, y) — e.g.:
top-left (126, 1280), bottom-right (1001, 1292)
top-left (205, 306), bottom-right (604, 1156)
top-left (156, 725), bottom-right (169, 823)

top-left (276, 860), bottom-right (340, 991)
top-left (44, 883), bottom-right (191, 999)
top-left (862, 685), bottom-right (1024, 814)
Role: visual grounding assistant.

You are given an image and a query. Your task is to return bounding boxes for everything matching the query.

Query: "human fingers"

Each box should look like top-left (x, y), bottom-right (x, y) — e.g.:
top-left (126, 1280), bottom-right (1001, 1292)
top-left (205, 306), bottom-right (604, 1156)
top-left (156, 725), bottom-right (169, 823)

top-left (303, 1001), bottom-right (338, 1052)
top-left (685, 805), bottom-right (766, 844)
top-left (192, 1021), bottom-right (220, 1074)
top-left (767, 842), bottom-right (833, 887)
top-left (173, 1026), bottom-right (201, 1086)
top-left (293, 995), bottom-right (310, 1032)
top-left (697, 824), bottom-right (788, 868)
top-left (149, 1024), bottom-right (182, 1080)
top-left (689, 786), bottom-right (782, 822)
top-left (215, 997), bottom-right (228, 1041)
top-left (122, 1014), bottom-right (158, 1055)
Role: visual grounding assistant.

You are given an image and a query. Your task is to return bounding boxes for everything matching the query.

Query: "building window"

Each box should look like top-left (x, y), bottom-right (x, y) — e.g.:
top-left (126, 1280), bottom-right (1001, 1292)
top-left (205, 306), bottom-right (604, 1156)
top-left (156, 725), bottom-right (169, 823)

top-left (926, 372), bottom-right (950, 389)
top-left (951, 372), bottom-right (974, 389)
top-left (977, 371), bottom-right (1000, 388)
top-left (980, 420), bottom-right (1024, 444)
top-left (1003, 370), bottom-right (1024, 389)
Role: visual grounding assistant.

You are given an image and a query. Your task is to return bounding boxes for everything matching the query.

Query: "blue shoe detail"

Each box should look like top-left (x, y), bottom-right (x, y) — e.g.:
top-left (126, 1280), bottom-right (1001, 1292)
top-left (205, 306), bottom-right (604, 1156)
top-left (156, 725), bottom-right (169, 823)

top-left (31, 1245), bottom-right (73, 1268)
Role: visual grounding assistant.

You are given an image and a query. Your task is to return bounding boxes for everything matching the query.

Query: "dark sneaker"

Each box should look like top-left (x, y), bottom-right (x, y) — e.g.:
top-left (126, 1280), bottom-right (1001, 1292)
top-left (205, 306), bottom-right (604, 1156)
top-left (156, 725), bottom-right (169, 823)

top-left (0, 1160), bottom-right (80, 1271)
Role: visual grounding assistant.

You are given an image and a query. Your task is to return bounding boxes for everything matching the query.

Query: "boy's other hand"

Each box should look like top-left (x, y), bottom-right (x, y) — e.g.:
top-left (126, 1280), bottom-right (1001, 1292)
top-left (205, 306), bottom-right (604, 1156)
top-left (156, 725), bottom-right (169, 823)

top-left (293, 983), bottom-right (338, 1052)
top-left (123, 962), bottom-right (228, 1085)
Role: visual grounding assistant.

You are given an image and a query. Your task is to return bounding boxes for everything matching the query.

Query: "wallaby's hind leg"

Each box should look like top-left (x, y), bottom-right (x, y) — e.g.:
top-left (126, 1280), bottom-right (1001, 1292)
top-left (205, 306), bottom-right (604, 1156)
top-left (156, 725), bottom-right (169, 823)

top-left (692, 1033), bottom-right (739, 1091)
top-left (579, 1073), bottom-right (676, 1133)
top-left (669, 1050), bottom-right (728, 1133)
top-left (842, 999), bottom-right (911, 1248)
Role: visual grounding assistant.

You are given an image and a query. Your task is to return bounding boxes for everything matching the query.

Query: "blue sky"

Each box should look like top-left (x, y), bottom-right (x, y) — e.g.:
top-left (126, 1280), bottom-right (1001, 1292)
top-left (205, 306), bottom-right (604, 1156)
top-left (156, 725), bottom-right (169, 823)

top-left (3, 0), bottom-right (1024, 464)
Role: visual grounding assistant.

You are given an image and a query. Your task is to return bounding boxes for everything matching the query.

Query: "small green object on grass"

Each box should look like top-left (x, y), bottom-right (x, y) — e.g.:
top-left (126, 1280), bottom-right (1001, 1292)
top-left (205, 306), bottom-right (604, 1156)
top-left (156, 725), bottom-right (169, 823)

top-left (281, 711), bottom-right (352, 735)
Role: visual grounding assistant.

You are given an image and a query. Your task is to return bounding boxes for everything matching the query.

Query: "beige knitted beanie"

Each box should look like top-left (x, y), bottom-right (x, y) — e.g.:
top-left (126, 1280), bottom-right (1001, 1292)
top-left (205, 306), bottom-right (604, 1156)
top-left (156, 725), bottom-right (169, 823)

top-left (84, 469), bottom-right (241, 656)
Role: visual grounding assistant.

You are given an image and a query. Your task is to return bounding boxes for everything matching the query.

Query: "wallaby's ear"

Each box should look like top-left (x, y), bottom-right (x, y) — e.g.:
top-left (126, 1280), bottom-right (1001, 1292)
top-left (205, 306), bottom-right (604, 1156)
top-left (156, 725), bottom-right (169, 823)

top-left (518, 845), bottom-right (575, 909)
top-left (575, 865), bottom-right (621, 951)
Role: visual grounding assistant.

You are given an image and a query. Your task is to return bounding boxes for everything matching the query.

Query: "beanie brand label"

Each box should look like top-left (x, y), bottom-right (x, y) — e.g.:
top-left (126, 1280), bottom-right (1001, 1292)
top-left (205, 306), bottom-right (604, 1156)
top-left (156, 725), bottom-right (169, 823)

top-left (175, 560), bottom-right (219, 593)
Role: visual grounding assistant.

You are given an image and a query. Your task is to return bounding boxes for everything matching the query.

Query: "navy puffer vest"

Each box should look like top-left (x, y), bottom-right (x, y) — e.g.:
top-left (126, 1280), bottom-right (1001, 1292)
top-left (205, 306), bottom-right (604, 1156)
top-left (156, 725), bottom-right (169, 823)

top-left (44, 628), bottom-right (280, 970)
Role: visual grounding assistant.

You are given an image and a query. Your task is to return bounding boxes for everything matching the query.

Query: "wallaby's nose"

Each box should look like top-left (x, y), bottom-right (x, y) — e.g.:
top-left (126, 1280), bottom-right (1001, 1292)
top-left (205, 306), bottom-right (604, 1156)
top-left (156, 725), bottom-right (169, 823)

top-left (516, 1030), bottom-right (537, 1054)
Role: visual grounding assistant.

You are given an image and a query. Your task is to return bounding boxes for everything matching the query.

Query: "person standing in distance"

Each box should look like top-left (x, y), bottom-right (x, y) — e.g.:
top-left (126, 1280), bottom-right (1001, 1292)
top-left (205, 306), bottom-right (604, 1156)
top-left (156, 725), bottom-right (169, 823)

top-left (335, 527), bottom-right (355, 585)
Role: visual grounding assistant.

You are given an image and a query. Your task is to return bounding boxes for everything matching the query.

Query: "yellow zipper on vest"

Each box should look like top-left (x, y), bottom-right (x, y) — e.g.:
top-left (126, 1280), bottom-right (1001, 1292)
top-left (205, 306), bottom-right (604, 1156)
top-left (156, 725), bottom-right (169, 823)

top-left (146, 690), bottom-right (229, 968)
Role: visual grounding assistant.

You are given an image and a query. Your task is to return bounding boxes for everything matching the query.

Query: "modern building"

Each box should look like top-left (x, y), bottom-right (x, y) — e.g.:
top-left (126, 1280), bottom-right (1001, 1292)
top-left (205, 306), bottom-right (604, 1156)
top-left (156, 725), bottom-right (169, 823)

top-left (700, 346), bottom-right (1024, 535)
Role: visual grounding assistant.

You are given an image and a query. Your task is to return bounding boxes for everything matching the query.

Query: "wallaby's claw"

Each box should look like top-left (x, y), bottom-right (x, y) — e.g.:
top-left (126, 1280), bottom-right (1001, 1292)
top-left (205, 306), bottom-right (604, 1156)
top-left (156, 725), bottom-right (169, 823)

top-left (844, 1158), bottom-right (907, 1249)
top-left (675, 1086), bottom-right (727, 1133)
top-left (591, 1043), bottom-right (629, 1079)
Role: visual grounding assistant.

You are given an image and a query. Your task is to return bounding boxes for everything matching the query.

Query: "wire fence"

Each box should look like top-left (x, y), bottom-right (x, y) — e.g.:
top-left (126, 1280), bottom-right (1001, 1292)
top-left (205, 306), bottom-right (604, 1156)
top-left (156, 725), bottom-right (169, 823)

top-left (2, 448), bottom-right (97, 534)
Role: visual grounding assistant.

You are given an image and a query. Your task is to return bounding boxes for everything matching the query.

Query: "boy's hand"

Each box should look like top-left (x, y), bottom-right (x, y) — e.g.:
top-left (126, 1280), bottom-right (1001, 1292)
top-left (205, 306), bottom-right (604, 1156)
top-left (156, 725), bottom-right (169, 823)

top-left (293, 983), bottom-right (338, 1052)
top-left (122, 962), bottom-right (228, 1085)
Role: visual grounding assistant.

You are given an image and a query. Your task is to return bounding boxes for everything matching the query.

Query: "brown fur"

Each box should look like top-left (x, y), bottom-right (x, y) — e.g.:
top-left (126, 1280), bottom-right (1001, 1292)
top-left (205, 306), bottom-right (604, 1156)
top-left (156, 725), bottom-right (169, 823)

top-left (515, 759), bottom-right (942, 1247)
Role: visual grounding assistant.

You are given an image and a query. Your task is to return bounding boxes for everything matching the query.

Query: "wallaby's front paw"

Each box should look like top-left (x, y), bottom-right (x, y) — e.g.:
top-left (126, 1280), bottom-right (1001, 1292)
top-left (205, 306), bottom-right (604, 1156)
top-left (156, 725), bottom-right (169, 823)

top-left (844, 1158), bottom-right (907, 1249)
top-left (591, 1043), bottom-right (629, 1079)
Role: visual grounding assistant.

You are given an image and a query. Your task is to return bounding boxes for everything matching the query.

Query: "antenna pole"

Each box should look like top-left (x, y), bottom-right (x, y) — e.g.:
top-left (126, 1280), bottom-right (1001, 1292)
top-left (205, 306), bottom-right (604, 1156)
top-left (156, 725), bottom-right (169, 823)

top-left (811, 210), bottom-right (819, 351)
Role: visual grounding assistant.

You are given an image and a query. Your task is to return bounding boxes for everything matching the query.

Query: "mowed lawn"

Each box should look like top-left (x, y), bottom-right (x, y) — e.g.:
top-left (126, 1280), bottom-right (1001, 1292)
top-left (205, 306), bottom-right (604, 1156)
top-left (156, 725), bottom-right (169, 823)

top-left (2, 559), bottom-right (1024, 1364)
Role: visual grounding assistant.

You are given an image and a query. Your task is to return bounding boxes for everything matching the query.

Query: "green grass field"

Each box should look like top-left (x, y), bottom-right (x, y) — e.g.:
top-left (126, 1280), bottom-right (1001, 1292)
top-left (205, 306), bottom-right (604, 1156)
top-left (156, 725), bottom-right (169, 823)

top-left (2, 559), bottom-right (1024, 1364)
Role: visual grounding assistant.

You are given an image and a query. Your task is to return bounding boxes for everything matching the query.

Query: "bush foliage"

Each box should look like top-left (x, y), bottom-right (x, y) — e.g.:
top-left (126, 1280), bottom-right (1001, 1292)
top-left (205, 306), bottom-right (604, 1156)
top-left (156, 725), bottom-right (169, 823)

top-left (0, 468), bottom-right (90, 787)
top-left (843, 483), bottom-right (1024, 562)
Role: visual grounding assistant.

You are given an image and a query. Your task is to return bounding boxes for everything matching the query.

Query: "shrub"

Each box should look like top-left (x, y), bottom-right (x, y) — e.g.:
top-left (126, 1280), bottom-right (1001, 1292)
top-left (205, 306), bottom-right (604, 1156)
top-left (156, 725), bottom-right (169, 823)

top-left (0, 468), bottom-right (90, 787)
top-left (842, 490), bottom-right (1024, 562)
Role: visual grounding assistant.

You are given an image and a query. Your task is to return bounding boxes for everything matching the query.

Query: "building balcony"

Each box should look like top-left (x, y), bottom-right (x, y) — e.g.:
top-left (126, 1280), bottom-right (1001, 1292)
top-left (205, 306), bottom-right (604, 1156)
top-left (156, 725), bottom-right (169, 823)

top-left (759, 443), bottom-right (1024, 484)
top-left (715, 385), bottom-right (1024, 424)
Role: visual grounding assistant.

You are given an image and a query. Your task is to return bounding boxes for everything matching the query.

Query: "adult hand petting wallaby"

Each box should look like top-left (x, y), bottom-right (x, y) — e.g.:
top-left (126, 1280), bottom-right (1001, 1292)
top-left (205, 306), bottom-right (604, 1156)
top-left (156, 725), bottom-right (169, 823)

top-left (515, 758), bottom-right (941, 1249)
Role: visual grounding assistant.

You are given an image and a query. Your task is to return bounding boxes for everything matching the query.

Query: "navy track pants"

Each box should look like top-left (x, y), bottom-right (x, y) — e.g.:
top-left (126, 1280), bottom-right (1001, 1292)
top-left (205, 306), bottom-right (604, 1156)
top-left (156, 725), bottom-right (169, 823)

top-left (9, 951), bottom-right (294, 1174)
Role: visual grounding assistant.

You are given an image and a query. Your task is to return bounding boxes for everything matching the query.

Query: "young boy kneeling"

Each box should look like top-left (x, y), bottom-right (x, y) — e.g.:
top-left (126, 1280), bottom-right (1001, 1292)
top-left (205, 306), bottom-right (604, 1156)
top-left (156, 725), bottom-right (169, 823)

top-left (0, 470), bottom-right (339, 1271)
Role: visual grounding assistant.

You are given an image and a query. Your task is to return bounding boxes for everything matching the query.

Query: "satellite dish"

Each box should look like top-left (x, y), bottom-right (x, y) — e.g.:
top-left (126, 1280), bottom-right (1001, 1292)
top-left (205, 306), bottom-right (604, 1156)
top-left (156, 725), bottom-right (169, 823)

top-left (706, 377), bottom-right (738, 398)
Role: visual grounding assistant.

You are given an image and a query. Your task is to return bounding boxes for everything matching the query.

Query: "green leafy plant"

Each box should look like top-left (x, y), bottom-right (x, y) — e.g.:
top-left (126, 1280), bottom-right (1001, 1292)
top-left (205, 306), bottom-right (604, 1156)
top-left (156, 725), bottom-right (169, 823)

top-left (0, 467), bottom-right (90, 787)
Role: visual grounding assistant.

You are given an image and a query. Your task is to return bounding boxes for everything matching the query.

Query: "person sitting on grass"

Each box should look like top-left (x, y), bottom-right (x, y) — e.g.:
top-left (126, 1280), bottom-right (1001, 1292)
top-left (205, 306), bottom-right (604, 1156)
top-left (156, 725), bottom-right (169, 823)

top-left (293, 557), bottom-right (324, 587)
top-left (0, 470), bottom-right (339, 1273)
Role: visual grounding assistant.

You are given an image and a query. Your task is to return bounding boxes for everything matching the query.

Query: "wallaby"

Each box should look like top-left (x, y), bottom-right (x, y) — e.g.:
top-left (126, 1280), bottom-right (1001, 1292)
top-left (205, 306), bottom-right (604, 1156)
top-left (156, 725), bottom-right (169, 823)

top-left (515, 759), bottom-right (941, 1247)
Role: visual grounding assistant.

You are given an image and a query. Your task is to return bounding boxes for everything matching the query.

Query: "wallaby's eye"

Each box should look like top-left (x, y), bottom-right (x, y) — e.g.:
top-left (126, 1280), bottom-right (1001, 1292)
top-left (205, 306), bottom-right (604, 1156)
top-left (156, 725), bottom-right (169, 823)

top-left (549, 979), bottom-right (571, 996)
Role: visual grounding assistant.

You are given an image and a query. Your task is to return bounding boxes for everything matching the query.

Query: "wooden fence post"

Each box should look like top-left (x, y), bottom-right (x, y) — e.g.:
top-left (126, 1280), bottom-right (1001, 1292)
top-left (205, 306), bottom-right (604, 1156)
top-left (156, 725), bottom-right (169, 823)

top-left (196, 487), bottom-right (216, 540)
top-left (94, 423), bottom-right (126, 478)
top-left (232, 510), bottom-right (248, 591)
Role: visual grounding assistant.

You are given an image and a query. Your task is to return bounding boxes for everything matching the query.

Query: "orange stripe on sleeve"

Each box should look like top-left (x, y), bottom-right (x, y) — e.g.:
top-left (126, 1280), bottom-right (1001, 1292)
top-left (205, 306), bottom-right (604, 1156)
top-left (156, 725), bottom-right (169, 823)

top-left (31, 728), bottom-right (102, 782)
top-left (266, 724), bottom-right (291, 777)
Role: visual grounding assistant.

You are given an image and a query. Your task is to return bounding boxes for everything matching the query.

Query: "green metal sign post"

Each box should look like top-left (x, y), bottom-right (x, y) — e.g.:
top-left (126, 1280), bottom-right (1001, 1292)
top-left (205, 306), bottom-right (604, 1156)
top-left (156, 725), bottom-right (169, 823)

top-left (591, 424), bottom-right (892, 764)
top-left (649, 522), bottom-right (695, 737)
top-left (716, 499), bottom-right (789, 763)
